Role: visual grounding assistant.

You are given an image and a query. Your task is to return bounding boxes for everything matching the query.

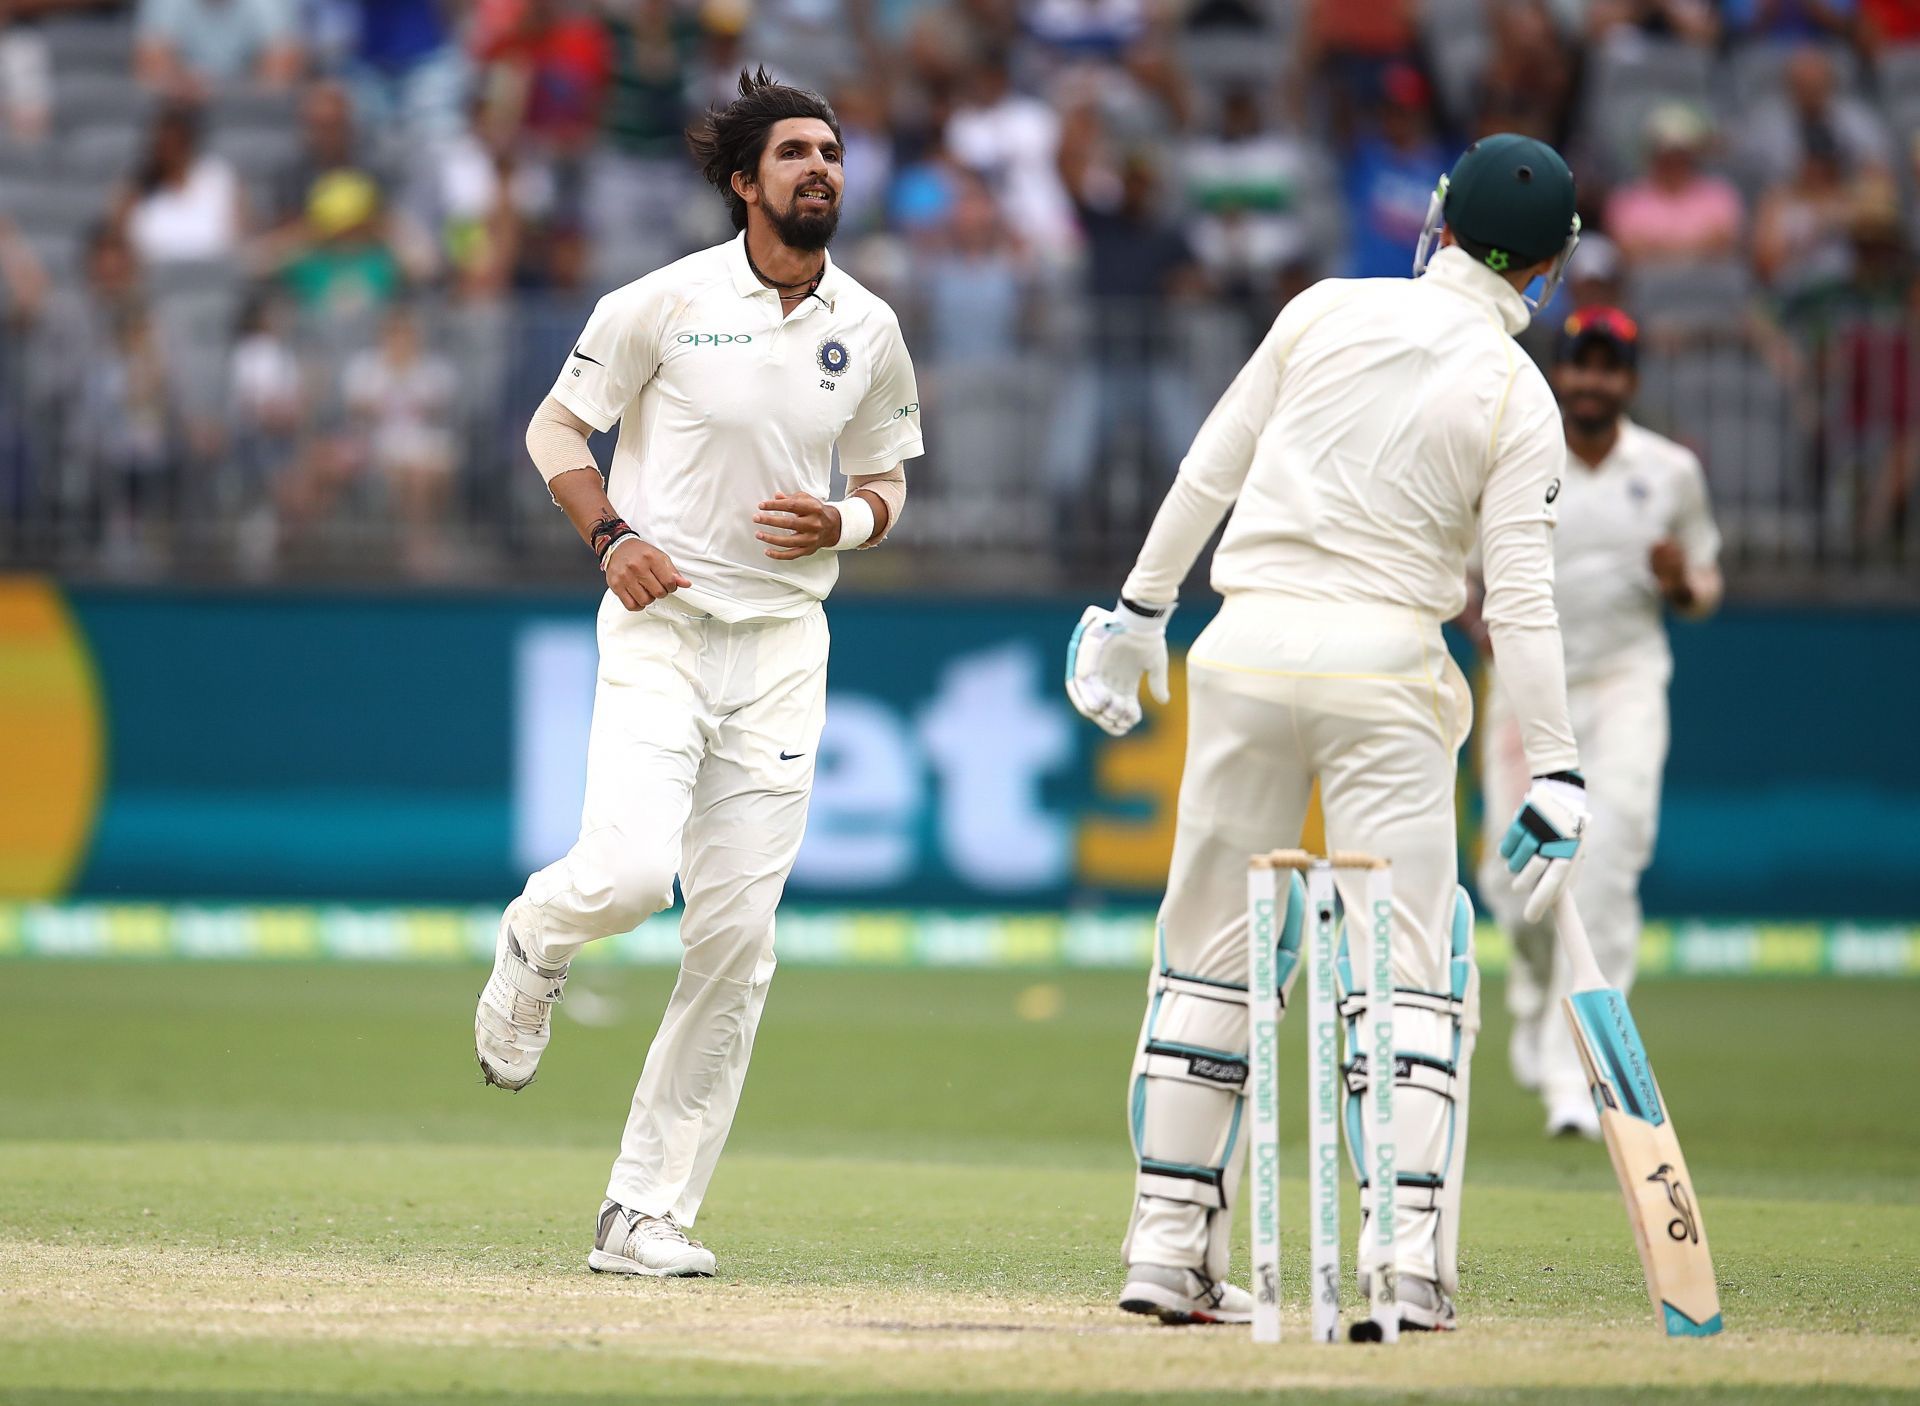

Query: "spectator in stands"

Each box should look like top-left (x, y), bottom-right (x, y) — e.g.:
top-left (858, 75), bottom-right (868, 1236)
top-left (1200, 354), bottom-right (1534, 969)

top-left (918, 167), bottom-right (1029, 367)
top-left (339, 302), bottom-right (457, 574)
top-left (1049, 133), bottom-right (1204, 546)
top-left (332, 0), bottom-right (468, 140)
top-left (74, 300), bottom-right (182, 563)
top-left (422, 95), bottom-right (541, 299)
top-left (829, 82), bottom-right (896, 237)
top-left (1858, 0), bottom-right (1920, 49)
top-left (269, 168), bottom-right (403, 322)
top-left (515, 214), bottom-right (590, 295)
top-left (685, 0), bottom-right (756, 113)
top-left (1088, 26), bottom-right (1192, 144)
top-left (747, 0), bottom-right (877, 92)
top-left (1605, 103), bottom-right (1743, 264)
top-left (1583, 0), bottom-right (1718, 46)
top-left (1738, 42), bottom-right (1891, 189)
top-left (266, 82), bottom-right (382, 233)
top-left (1342, 63), bottom-right (1446, 279)
top-left (0, 4), bottom-right (53, 145)
top-left (1521, 229), bottom-right (1626, 351)
top-left (890, 142), bottom-right (961, 244)
top-left (469, 0), bottom-right (611, 254)
top-left (1719, 0), bottom-right (1855, 42)
top-left (946, 50), bottom-right (1079, 261)
top-left (225, 288), bottom-right (306, 555)
top-left (589, 0), bottom-right (699, 278)
top-left (280, 302), bottom-right (456, 573)
top-left (117, 102), bottom-right (248, 268)
top-left (1566, 230), bottom-right (1626, 309)
top-left (1024, 0), bottom-right (1149, 64)
top-left (1787, 178), bottom-right (1916, 554)
top-left (135, 0), bottom-right (302, 96)
top-left (1753, 122), bottom-right (1857, 302)
top-left (40, 222), bottom-right (142, 383)
top-left (0, 215), bottom-right (47, 328)
top-left (1850, 195), bottom-right (1917, 554)
top-left (0, 216), bottom-right (48, 507)
top-left (471, 0), bottom-right (611, 156)
top-left (1301, 0), bottom-right (1421, 145)
top-left (1182, 87), bottom-right (1325, 304)
top-left (1477, 0), bottom-right (1581, 149)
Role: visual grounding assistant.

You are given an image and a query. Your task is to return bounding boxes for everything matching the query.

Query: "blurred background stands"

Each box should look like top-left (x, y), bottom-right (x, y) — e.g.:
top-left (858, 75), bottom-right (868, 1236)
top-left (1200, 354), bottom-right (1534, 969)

top-left (0, 0), bottom-right (1913, 596)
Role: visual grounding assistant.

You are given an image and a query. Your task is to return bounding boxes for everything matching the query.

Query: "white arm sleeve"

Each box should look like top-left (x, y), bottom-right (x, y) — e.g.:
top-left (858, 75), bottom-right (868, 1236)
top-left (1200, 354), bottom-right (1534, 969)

top-left (525, 395), bottom-right (598, 485)
top-left (1121, 281), bottom-right (1346, 605)
top-left (847, 464), bottom-right (906, 545)
top-left (1480, 365), bottom-right (1580, 776)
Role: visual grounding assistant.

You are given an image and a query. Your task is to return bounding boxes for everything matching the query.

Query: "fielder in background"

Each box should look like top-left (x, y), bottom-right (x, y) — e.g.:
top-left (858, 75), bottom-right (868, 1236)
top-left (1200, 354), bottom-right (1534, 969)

top-left (1476, 307), bottom-right (1722, 1140)
top-left (474, 68), bottom-right (922, 1278)
top-left (1066, 135), bottom-right (1591, 1333)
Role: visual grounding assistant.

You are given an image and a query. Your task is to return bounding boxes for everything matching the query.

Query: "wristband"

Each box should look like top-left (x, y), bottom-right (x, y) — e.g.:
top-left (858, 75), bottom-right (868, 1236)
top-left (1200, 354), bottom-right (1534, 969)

top-left (598, 532), bottom-right (640, 571)
top-left (825, 495), bottom-right (876, 551)
top-left (588, 514), bottom-right (635, 559)
top-left (1115, 596), bottom-right (1174, 633)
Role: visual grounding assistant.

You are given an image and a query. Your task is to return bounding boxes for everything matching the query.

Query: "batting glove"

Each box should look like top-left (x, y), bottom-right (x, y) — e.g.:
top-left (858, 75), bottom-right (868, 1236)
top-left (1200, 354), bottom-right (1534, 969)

top-left (1065, 599), bottom-right (1172, 738)
top-left (1500, 772), bottom-right (1590, 923)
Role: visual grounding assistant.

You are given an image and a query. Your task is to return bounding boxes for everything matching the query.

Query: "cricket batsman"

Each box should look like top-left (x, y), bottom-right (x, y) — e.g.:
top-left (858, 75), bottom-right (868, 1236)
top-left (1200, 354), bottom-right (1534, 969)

top-left (1477, 306), bottom-right (1721, 1139)
top-left (1066, 136), bottom-right (1590, 1331)
top-left (473, 68), bottom-right (922, 1278)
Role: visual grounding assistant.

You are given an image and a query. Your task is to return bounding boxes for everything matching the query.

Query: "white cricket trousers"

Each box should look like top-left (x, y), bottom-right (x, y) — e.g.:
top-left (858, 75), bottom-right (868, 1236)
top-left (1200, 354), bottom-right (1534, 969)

top-left (1125, 592), bottom-right (1480, 1294)
top-left (511, 591), bottom-right (829, 1226)
top-left (1479, 655), bottom-right (1668, 1109)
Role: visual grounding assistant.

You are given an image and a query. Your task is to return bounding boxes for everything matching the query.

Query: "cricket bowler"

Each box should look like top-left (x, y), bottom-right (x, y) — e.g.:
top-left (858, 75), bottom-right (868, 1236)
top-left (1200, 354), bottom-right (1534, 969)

top-left (473, 68), bottom-right (922, 1278)
top-left (1066, 135), bottom-right (1591, 1330)
top-left (1477, 306), bottom-right (1722, 1139)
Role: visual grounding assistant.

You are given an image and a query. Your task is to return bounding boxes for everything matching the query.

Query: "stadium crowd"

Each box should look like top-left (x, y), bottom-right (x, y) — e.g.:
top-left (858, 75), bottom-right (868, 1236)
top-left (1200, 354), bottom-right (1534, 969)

top-left (0, 0), bottom-right (1914, 584)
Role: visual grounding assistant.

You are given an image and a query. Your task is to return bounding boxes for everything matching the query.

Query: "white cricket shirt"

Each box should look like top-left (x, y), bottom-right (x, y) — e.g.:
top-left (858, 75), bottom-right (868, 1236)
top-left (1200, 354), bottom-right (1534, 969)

top-left (1552, 419), bottom-right (1720, 685)
top-left (1122, 245), bottom-right (1578, 773)
top-left (550, 234), bottom-right (924, 622)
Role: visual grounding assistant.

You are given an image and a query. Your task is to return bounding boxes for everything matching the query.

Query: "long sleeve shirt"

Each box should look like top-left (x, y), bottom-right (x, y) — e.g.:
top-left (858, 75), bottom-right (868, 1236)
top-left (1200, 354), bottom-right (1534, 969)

top-left (1121, 245), bottom-right (1578, 774)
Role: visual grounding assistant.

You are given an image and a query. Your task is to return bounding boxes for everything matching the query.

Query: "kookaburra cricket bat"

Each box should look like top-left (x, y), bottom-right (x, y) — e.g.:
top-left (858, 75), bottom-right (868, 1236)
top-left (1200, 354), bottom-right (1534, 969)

top-left (1554, 895), bottom-right (1724, 1336)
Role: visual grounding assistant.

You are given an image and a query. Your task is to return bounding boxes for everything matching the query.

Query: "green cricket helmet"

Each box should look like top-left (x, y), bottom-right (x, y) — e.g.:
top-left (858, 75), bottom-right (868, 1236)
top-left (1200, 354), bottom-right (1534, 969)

top-left (1413, 134), bottom-right (1581, 315)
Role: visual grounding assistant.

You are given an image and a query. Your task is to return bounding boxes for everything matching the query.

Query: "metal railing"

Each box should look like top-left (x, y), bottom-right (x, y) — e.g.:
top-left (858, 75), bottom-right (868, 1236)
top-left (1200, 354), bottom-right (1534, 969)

top-left (2, 283), bottom-right (1915, 598)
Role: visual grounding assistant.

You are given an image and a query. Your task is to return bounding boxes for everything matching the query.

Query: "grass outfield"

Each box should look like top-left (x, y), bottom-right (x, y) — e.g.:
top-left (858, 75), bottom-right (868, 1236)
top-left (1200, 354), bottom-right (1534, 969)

top-left (1, 960), bottom-right (1916, 1404)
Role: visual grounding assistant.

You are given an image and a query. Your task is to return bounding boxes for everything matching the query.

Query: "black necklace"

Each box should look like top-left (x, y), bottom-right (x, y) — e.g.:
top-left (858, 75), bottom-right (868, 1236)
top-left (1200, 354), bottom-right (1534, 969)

top-left (745, 241), bottom-right (823, 297)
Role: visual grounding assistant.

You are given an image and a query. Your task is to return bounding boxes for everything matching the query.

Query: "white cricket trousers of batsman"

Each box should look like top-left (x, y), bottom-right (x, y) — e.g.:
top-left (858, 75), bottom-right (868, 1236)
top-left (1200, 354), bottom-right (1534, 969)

top-left (1479, 656), bottom-right (1668, 1110)
top-left (508, 591), bottom-right (829, 1226)
top-left (1125, 593), bottom-right (1481, 1295)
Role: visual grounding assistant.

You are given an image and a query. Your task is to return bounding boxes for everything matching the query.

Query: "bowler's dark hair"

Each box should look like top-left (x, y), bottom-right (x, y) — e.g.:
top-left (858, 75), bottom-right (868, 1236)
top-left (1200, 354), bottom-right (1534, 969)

top-left (686, 67), bottom-right (841, 232)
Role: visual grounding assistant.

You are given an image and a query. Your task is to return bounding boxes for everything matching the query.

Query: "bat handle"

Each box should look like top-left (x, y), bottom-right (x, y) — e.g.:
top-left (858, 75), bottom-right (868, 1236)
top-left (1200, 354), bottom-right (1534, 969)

top-left (1553, 893), bottom-right (1609, 993)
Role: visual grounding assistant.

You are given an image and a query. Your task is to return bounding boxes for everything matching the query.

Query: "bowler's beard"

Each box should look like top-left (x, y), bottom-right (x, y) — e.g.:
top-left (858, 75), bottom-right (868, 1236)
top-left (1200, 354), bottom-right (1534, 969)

top-left (1565, 405), bottom-right (1620, 438)
top-left (765, 189), bottom-right (840, 252)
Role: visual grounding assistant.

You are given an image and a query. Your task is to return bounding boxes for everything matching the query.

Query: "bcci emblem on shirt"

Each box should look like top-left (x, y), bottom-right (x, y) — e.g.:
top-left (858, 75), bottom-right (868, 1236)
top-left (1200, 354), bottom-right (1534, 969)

top-left (817, 338), bottom-right (851, 378)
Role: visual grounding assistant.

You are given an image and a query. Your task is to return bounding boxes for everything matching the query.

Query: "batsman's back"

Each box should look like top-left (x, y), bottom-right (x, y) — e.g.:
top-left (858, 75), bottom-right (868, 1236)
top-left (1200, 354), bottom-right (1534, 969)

top-left (1208, 264), bottom-right (1559, 623)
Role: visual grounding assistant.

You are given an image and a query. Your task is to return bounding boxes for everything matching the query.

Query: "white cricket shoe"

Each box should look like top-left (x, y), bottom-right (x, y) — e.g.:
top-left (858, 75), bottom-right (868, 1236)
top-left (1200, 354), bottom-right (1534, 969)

top-left (1546, 1091), bottom-right (1602, 1141)
top-left (588, 1200), bottom-right (717, 1278)
top-left (1118, 1264), bottom-right (1252, 1325)
top-left (474, 910), bottom-right (568, 1091)
top-left (1350, 1270), bottom-right (1458, 1338)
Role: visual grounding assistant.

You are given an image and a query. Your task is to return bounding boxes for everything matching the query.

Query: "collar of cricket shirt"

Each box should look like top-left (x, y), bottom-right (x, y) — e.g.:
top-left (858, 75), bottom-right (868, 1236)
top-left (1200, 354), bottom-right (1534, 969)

top-left (1424, 244), bottom-right (1531, 337)
top-left (726, 232), bottom-right (845, 313)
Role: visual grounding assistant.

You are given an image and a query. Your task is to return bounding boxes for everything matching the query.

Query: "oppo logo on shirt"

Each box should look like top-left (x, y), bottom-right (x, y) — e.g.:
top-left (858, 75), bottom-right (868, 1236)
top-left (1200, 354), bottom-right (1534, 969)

top-left (677, 332), bottom-right (754, 346)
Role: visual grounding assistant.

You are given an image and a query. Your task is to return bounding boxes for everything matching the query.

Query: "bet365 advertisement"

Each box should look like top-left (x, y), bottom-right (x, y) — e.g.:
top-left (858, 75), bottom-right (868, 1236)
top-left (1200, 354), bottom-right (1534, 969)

top-left (2, 577), bottom-right (1915, 918)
